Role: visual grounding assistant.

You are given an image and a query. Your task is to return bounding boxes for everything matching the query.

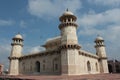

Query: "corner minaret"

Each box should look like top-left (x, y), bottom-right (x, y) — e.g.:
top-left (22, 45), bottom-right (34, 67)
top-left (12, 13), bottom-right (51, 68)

top-left (95, 35), bottom-right (106, 58)
top-left (9, 33), bottom-right (23, 75)
top-left (59, 9), bottom-right (80, 46)
top-left (95, 35), bottom-right (108, 73)
top-left (59, 9), bottom-right (81, 75)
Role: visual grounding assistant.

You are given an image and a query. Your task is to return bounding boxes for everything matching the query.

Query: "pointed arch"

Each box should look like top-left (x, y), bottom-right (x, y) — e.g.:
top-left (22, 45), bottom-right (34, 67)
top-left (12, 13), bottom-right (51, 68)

top-left (116, 65), bottom-right (120, 73)
top-left (108, 64), bottom-right (113, 73)
top-left (35, 61), bottom-right (40, 72)
top-left (87, 61), bottom-right (91, 72)
top-left (53, 58), bottom-right (58, 71)
top-left (22, 62), bottom-right (25, 72)
top-left (95, 63), bottom-right (98, 71)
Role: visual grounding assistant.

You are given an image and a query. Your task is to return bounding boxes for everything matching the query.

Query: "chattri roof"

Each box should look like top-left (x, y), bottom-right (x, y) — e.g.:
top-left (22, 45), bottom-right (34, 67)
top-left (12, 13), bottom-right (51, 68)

top-left (95, 35), bottom-right (104, 41)
top-left (14, 33), bottom-right (23, 39)
top-left (62, 9), bottom-right (74, 16)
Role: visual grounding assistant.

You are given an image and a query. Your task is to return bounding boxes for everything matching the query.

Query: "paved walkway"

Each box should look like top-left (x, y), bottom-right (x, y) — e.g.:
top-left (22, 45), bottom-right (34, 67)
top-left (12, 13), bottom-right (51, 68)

top-left (0, 73), bottom-right (120, 80)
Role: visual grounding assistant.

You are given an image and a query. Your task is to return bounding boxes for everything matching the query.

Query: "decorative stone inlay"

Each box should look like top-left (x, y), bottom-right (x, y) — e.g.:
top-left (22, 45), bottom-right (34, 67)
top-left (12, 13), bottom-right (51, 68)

top-left (59, 22), bottom-right (78, 30)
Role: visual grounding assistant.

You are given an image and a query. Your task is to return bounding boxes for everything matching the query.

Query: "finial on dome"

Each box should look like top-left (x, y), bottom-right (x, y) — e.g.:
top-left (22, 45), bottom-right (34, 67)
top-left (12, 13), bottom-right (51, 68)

top-left (59, 8), bottom-right (77, 22)
top-left (97, 34), bottom-right (100, 37)
top-left (62, 8), bottom-right (74, 16)
top-left (66, 8), bottom-right (69, 11)
top-left (18, 32), bottom-right (20, 34)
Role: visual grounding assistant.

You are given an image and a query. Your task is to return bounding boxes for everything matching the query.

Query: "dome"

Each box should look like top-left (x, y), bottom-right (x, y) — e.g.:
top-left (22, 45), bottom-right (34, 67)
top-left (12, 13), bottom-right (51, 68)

top-left (46, 36), bottom-right (61, 44)
top-left (63, 11), bottom-right (74, 16)
top-left (14, 33), bottom-right (23, 39)
top-left (59, 9), bottom-right (77, 22)
top-left (62, 9), bottom-right (74, 16)
top-left (95, 36), bottom-right (104, 41)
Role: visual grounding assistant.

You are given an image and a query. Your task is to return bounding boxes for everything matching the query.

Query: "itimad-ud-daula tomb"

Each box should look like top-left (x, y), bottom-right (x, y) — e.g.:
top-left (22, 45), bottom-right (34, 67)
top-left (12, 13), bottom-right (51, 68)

top-left (8, 10), bottom-right (109, 76)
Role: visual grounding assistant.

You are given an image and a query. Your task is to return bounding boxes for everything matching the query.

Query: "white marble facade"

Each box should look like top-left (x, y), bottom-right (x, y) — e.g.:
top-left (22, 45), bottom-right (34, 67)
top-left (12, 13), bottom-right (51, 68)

top-left (8, 10), bottom-right (108, 75)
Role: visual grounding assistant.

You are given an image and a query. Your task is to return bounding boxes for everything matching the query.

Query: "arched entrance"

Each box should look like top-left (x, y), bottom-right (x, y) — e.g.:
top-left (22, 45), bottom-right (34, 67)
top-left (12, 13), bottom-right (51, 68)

top-left (95, 63), bottom-right (98, 71)
top-left (116, 65), bottom-right (120, 73)
top-left (53, 58), bottom-right (58, 72)
top-left (108, 64), bottom-right (113, 73)
top-left (87, 61), bottom-right (91, 72)
top-left (36, 61), bottom-right (40, 72)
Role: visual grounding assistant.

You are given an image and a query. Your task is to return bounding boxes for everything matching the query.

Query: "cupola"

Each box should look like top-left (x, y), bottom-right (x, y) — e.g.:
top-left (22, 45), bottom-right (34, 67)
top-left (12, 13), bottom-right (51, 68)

top-left (59, 9), bottom-right (77, 23)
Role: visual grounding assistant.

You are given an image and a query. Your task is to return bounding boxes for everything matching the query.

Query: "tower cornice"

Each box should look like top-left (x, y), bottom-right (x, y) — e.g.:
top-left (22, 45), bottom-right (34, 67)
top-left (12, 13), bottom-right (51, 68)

top-left (98, 57), bottom-right (108, 60)
top-left (8, 57), bottom-right (20, 60)
top-left (11, 43), bottom-right (23, 47)
top-left (59, 22), bottom-right (78, 30)
top-left (59, 15), bottom-right (77, 22)
top-left (94, 45), bottom-right (105, 48)
top-left (12, 38), bottom-right (24, 41)
top-left (59, 44), bottom-right (81, 50)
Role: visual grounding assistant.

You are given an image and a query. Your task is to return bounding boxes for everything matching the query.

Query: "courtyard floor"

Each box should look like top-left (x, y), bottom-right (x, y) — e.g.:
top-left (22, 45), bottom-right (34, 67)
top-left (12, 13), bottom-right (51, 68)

top-left (0, 73), bottom-right (120, 80)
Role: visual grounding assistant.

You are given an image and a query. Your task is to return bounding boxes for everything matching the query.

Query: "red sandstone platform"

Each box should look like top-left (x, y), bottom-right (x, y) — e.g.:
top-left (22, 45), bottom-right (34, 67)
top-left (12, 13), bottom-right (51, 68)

top-left (0, 73), bottom-right (120, 80)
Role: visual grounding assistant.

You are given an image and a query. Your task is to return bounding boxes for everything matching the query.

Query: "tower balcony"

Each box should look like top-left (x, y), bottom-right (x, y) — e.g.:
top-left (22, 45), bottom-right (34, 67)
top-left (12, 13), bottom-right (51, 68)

top-left (59, 22), bottom-right (78, 30)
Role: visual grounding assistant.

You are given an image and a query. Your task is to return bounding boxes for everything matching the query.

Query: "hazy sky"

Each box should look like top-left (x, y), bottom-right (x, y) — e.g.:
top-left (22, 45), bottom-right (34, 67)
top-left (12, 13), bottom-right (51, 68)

top-left (0, 0), bottom-right (120, 70)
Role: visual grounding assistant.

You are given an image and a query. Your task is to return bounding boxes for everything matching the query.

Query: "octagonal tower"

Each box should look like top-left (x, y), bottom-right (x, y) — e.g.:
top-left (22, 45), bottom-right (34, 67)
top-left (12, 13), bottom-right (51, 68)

top-left (9, 33), bottom-right (23, 75)
top-left (59, 9), bottom-right (81, 75)
top-left (95, 35), bottom-right (108, 73)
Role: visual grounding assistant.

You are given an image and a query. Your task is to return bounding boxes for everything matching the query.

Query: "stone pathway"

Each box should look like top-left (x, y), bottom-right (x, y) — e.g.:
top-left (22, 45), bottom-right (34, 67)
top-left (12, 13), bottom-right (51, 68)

top-left (0, 74), bottom-right (120, 80)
